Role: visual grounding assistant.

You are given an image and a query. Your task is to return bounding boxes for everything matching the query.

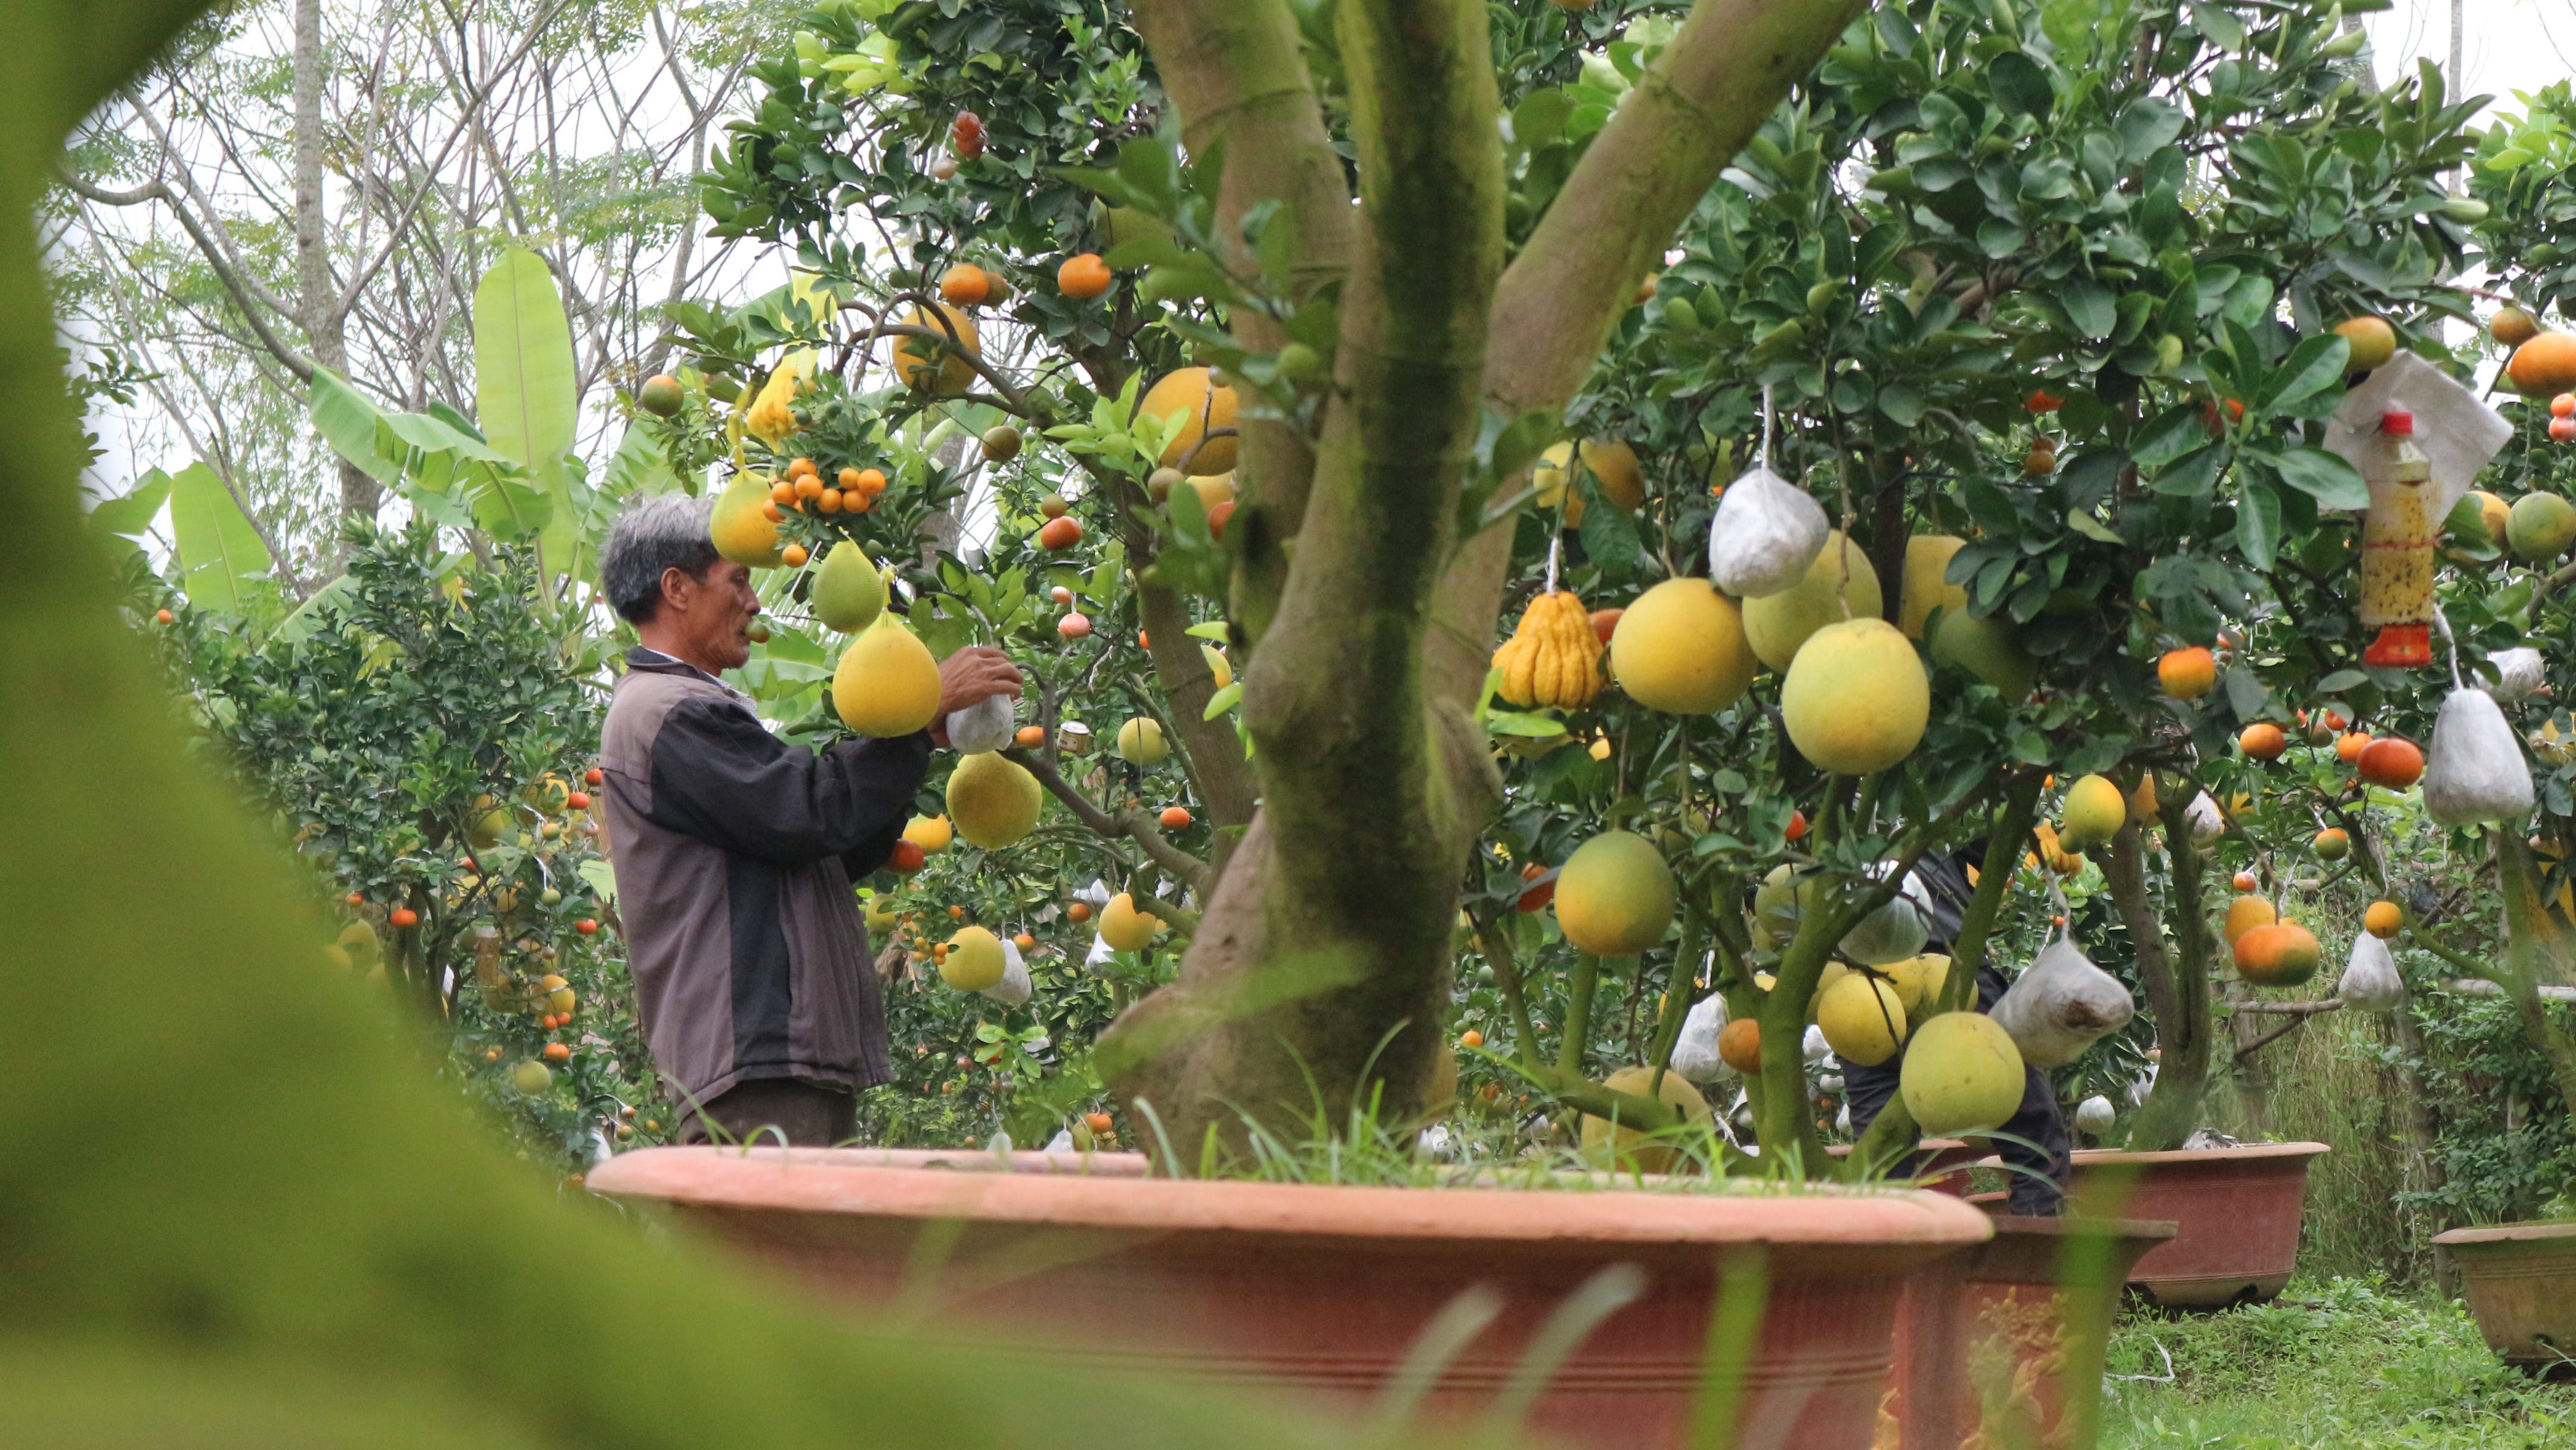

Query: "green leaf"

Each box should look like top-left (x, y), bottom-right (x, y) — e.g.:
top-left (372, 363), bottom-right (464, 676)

top-left (1202, 681), bottom-right (1243, 720)
top-left (2314, 668), bottom-right (2370, 693)
top-left (308, 370), bottom-right (402, 483)
top-left (1184, 621), bottom-right (1231, 642)
top-left (2064, 507), bottom-right (2123, 544)
top-left (2259, 334), bottom-right (2352, 411)
top-left (602, 423), bottom-right (685, 500)
top-left (473, 244), bottom-right (580, 468)
top-left (88, 467), bottom-right (171, 538)
top-left (2234, 475), bottom-right (2283, 568)
top-left (1486, 711), bottom-right (1569, 739)
top-left (2061, 278), bottom-right (2116, 339)
top-left (2132, 405), bottom-right (2207, 468)
top-left (2271, 447), bottom-right (2369, 510)
top-left (2188, 0), bottom-right (2246, 51)
top-left (169, 462), bottom-right (272, 615)
top-left (1987, 52), bottom-right (2055, 120)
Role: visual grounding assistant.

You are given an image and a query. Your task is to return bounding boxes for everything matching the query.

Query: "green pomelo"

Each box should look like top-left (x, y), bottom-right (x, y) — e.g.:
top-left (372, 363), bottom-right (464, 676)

top-left (1930, 609), bottom-right (2038, 699)
top-left (1900, 1011), bottom-right (2027, 1135)
top-left (1742, 531), bottom-right (1882, 671)
top-left (810, 543), bottom-right (885, 632)
top-left (2508, 492), bottom-right (2576, 562)
top-left (945, 751), bottom-right (1044, 849)
top-left (1553, 831), bottom-right (1677, 956)
top-left (1779, 617), bottom-right (1928, 775)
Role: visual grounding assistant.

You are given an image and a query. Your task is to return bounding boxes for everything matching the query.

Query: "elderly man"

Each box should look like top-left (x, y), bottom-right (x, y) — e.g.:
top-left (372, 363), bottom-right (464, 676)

top-left (595, 494), bottom-right (1020, 1146)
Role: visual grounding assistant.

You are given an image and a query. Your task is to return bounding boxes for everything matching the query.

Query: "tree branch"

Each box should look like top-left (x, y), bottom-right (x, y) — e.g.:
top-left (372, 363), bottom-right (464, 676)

top-left (1001, 746), bottom-right (1208, 890)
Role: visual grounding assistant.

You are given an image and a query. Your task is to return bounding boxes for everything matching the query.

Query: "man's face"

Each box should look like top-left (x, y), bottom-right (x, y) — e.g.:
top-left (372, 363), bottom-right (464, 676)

top-left (667, 559), bottom-right (761, 672)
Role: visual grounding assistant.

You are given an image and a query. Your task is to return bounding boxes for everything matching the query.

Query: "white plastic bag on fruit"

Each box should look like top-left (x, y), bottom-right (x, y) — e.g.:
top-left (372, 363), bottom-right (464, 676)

top-left (1991, 936), bottom-right (2135, 1068)
top-left (945, 693), bottom-right (1017, 754)
top-left (2074, 1094), bottom-right (2116, 1136)
top-left (1669, 993), bottom-right (1735, 1083)
top-left (2337, 932), bottom-right (2406, 1012)
top-left (2185, 791), bottom-right (2225, 845)
top-left (2422, 686), bottom-right (2533, 825)
top-left (2484, 647), bottom-right (2547, 702)
top-left (1801, 1023), bottom-right (1832, 1066)
top-left (1707, 465), bottom-right (1828, 597)
top-left (980, 938), bottom-right (1032, 1006)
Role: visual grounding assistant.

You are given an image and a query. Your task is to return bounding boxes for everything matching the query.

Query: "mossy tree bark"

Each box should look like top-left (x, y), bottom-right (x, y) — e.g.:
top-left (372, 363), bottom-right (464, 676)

top-left (1103, 0), bottom-right (1865, 1161)
top-left (2125, 791), bottom-right (2221, 1151)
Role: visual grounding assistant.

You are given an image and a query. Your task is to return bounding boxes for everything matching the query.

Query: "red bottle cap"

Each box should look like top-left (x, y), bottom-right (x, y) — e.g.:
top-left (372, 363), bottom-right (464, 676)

top-left (2382, 410), bottom-right (2413, 434)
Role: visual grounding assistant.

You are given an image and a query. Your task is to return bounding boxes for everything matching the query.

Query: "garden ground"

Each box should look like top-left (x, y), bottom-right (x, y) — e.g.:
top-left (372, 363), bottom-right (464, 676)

top-left (2101, 1277), bottom-right (2576, 1449)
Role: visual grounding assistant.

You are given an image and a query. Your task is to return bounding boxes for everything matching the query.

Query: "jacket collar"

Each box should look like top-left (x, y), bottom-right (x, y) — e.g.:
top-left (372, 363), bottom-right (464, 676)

top-left (624, 647), bottom-right (757, 711)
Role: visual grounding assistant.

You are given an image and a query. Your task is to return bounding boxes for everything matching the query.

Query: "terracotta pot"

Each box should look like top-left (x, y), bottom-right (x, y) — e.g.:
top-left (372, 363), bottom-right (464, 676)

top-left (2023, 1142), bottom-right (2328, 1308)
top-left (587, 1145), bottom-right (1993, 1449)
top-left (2431, 1220), bottom-right (2576, 1374)
top-left (1886, 1216), bottom-right (2176, 1449)
top-left (1824, 1138), bottom-right (1980, 1196)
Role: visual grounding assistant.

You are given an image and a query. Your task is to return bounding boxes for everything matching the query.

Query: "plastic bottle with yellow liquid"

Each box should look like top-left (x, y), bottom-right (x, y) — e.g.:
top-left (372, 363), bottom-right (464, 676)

top-left (2359, 408), bottom-right (2434, 668)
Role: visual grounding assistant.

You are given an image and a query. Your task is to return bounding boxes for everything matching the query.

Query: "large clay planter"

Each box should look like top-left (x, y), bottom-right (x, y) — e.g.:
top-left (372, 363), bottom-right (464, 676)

top-left (588, 1145), bottom-right (1992, 1450)
top-left (1886, 1216), bottom-right (2176, 1449)
top-left (2431, 1220), bottom-right (2576, 1374)
top-left (2055, 1142), bottom-right (2329, 1308)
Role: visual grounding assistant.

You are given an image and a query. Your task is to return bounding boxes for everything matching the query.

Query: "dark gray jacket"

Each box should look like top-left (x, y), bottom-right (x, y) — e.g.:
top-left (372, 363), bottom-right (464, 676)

top-left (599, 649), bottom-right (927, 1108)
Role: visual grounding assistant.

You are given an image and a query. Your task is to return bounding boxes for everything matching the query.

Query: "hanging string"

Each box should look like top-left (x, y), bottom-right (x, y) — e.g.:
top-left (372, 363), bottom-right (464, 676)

top-left (2433, 602), bottom-right (2464, 692)
top-left (1832, 449), bottom-right (1856, 619)
top-left (1544, 533), bottom-right (1563, 594)
top-left (1758, 383), bottom-right (1775, 472)
top-left (2045, 871), bottom-right (2074, 946)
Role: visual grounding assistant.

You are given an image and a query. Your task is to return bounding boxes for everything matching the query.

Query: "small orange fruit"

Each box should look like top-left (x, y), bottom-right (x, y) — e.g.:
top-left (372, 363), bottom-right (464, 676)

top-left (770, 480), bottom-right (797, 506)
top-left (1515, 862), bottom-right (1554, 913)
top-left (1014, 725), bottom-right (1046, 748)
top-left (789, 457), bottom-right (817, 478)
top-left (1058, 612), bottom-right (1092, 640)
top-left (948, 904), bottom-right (965, 919)
top-left (154, 608), bottom-right (174, 624)
top-left (2157, 646), bottom-right (2218, 700)
top-left (2026, 388), bottom-right (2065, 413)
top-left (1013, 932), bottom-right (1036, 950)
top-left (2357, 737), bottom-right (2424, 788)
top-left (1039, 516), bottom-right (1084, 550)
top-left (1461, 1029), bottom-right (1485, 1049)
top-left (2552, 417), bottom-right (2575, 444)
top-left (817, 488), bottom-right (843, 513)
top-left (2496, 306), bottom-right (2543, 348)
top-left (1085, 1111), bottom-right (1114, 1134)
top-left (2553, 394), bottom-right (2575, 419)
top-left (575, 918), bottom-right (600, 935)
top-left (2233, 871), bottom-right (2258, 891)
top-left (2224, 894), bottom-right (2277, 946)
top-left (939, 264), bottom-right (990, 307)
top-left (390, 908), bottom-right (419, 928)
top-left (781, 544), bottom-right (809, 568)
top-left (2509, 331), bottom-right (2576, 395)
top-left (2364, 900), bottom-right (2404, 938)
top-left (2234, 922), bottom-right (2322, 987)
top-left (2312, 826), bottom-right (2351, 860)
top-left (1785, 808), bottom-right (1809, 842)
top-left (2336, 731), bottom-right (2372, 764)
top-left (1159, 805), bottom-right (1193, 830)
top-left (2240, 722), bottom-right (2287, 761)
top-left (586, 767), bottom-right (603, 786)
top-left (1067, 901), bottom-right (1093, 922)
top-left (1718, 1017), bottom-right (1763, 1075)
top-left (1058, 253), bottom-right (1112, 300)
top-left (1206, 500), bottom-right (1236, 538)
top-left (543, 1043), bottom-right (571, 1063)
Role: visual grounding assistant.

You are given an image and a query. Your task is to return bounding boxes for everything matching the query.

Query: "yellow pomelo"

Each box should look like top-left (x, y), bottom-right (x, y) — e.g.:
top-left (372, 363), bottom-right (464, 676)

top-left (336, 921), bottom-right (382, 968)
top-left (1884, 953), bottom-right (1951, 1017)
top-left (1136, 367), bottom-right (1239, 475)
top-left (1929, 608), bottom-right (2038, 699)
top-left (2128, 773), bottom-right (2163, 825)
top-left (893, 304), bottom-right (979, 395)
top-left (832, 615), bottom-right (943, 737)
top-left (1190, 473), bottom-right (1237, 513)
top-left (2057, 774), bottom-right (2127, 851)
top-left (939, 926), bottom-right (1007, 991)
top-left (1577, 441), bottom-right (1646, 510)
top-left (1900, 1011), bottom-right (2026, 1135)
top-left (1552, 830), bottom-right (1677, 956)
top-left (1531, 443), bottom-right (1586, 525)
top-left (1578, 1065), bottom-right (1710, 1175)
top-left (511, 1061), bottom-right (553, 1095)
top-left (810, 541), bottom-right (885, 632)
top-left (864, 901), bottom-right (899, 933)
top-left (1816, 972), bottom-right (1908, 1066)
top-left (1099, 893), bottom-right (1161, 952)
top-left (2223, 894), bottom-right (2277, 945)
top-left (902, 814), bottom-right (952, 854)
top-left (1116, 716), bottom-right (1169, 765)
top-left (1779, 616), bottom-right (1928, 775)
top-left (1609, 577), bottom-right (1757, 714)
top-left (709, 469), bottom-right (785, 568)
top-left (1742, 531), bottom-right (1883, 670)
top-left (946, 751), bottom-right (1043, 848)
top-left (1899, 534), bottom-right (1968, 638)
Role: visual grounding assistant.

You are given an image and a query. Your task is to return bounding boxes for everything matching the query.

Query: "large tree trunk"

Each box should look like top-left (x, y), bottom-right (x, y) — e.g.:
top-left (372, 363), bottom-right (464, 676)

top-left (1104, 0), bottom-right (1868, 1164)
top-left (293, 0), bottom-right (376, 522)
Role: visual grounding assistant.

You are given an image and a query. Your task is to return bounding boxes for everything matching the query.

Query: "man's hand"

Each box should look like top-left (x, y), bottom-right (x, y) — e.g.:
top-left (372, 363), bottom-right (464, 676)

top-left (929, 646), bottom-right (1025, 748)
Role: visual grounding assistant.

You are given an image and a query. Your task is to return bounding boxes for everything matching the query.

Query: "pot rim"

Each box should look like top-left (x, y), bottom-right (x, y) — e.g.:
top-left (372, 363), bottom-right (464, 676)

top-left (2066, 1141), bottom-right (2330, 1168)
top-left (2432, 1219), bottom-right (2576, 1246)
top-left (587, 1145), bottom-right (1998, 1249)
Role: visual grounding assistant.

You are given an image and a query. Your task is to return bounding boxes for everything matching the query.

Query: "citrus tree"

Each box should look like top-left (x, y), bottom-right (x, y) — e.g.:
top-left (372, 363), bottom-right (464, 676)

top-left (646, 0), bottom-right (2576, 1185)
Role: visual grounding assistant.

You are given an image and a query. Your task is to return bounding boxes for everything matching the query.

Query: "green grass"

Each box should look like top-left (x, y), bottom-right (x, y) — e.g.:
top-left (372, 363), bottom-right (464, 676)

top-left (2101, 1277), bottom-right (2576, 1449)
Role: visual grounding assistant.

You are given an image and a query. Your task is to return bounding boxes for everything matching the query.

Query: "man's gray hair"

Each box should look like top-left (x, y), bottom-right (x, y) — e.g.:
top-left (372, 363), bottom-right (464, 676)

top-left (601, 492), bottom-right (721, 623)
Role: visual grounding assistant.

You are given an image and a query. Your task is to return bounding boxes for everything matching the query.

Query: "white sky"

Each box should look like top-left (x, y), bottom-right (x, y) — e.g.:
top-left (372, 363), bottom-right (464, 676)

top-left (2366, 0), bottom-right (2576, 104)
